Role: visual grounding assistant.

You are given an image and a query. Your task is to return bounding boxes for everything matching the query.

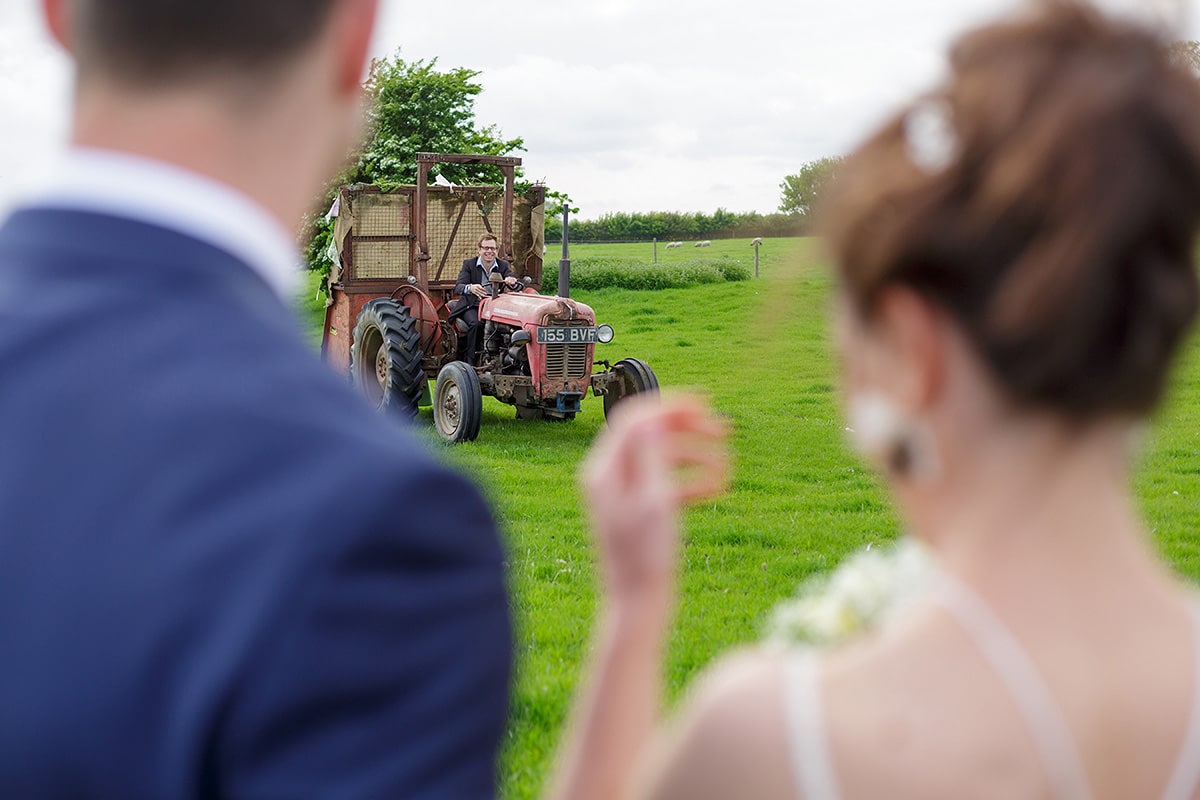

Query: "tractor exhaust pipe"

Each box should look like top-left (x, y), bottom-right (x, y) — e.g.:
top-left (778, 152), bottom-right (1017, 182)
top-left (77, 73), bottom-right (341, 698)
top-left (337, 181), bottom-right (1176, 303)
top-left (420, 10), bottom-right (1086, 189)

top-left (558, 204), bottom-right (571, 299)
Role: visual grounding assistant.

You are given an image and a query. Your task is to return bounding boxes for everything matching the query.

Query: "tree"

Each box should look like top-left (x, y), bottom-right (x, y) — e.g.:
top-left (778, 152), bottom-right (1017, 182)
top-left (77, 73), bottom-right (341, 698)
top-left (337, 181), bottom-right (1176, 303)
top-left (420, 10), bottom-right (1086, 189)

top-left (351, 53), bottom-right (525, 186)
top-left (306, 53), bottom-right (525, 270)
top-left (778, 156), bottom-right (844, 217)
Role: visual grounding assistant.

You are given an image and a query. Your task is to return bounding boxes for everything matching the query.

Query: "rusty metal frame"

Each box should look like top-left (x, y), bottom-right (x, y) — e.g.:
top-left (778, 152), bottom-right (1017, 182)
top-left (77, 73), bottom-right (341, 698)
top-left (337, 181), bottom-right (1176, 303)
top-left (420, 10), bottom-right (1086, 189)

top-left (436, 200), bottom-right (471, 280)
top-left (326, 154), bottom-right (544, 377)
top-left (340, 185), bottom-right (417, 283)
top-left (429, 186), bottom-right (501, 282)
top-left (416, 152), bottom-right (522, 286)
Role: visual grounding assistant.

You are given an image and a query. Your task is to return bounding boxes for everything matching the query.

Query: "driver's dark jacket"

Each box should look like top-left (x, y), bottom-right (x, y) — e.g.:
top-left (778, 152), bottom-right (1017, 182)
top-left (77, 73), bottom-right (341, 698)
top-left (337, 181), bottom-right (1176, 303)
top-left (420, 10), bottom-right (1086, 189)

top-left (454, 257), bottom-right (513, 307)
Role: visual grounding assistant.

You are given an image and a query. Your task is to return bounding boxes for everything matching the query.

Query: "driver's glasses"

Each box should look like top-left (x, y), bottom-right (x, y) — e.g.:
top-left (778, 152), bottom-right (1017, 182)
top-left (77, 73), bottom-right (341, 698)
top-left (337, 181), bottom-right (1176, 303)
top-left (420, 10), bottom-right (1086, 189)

top-left (480, 246), bottom-right (498, 251)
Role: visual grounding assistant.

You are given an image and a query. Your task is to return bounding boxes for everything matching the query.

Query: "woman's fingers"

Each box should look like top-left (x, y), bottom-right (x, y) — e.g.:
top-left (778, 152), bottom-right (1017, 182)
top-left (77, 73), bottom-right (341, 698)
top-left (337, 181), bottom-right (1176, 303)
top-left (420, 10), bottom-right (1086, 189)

top-left (582, 395), bottom-right (730, 580)
top-left (667, 446), bottom-right (730, 505)
top-left (584, 395), bottom-right (729, 506)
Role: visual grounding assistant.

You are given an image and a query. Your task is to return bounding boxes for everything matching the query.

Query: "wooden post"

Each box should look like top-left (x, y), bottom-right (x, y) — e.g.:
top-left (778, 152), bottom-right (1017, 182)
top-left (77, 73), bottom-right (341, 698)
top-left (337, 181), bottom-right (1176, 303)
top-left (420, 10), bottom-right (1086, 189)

top-left (415, 159), bottom-right (430, 289)
top-left (754, 240), bottom-right (760, 278)
top-left (653, 237), bottom-right (658, 264)
top-left (501, 164), bottom-right (515, 262)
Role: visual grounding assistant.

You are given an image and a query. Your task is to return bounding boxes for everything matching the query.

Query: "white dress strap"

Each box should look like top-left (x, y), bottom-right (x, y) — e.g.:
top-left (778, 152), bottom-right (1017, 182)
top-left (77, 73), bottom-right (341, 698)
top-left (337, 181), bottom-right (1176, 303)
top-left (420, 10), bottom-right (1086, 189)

top-left (930, 574), bottom-right (1094, 800)
top-left (785, 650), bottom-right (841, 800)
top-left (1159, 599), bottom-right (1200, 800)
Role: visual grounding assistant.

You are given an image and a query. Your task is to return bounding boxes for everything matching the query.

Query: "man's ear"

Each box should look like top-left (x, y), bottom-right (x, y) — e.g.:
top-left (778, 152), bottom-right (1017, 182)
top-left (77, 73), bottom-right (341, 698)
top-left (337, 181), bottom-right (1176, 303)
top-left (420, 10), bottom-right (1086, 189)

top-left (873, 286), bottom-right (946, 413)
top-left (41, 0), bottom-right (71, 51)
top-left (331, 0), bottom-right (380, 95)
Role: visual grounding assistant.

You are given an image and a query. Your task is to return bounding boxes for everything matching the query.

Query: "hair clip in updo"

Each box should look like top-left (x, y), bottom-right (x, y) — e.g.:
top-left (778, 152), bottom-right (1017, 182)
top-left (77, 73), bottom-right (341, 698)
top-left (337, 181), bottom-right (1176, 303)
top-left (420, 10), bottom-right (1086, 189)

top-left (904, 98), bottom-right (958, 173)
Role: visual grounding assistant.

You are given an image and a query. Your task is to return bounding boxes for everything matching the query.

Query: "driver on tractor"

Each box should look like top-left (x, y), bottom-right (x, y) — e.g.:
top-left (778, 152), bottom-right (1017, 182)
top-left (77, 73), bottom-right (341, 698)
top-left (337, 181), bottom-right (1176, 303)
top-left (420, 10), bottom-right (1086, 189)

top-left (452, 233), bottom-right (518, 365)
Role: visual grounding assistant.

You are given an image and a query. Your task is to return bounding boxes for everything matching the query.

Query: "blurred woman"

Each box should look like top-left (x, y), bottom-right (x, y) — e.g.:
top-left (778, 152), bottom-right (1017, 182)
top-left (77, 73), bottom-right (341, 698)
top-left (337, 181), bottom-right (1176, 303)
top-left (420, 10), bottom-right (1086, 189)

top-left (547, 2), bottom-right (1200, 798)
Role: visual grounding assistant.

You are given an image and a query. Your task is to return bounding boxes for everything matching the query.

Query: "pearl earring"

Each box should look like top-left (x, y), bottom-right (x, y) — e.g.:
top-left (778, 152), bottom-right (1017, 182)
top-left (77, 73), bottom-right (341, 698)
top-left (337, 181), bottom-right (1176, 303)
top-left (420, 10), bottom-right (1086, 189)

top-left (847, 391), bottom-right (940, 481)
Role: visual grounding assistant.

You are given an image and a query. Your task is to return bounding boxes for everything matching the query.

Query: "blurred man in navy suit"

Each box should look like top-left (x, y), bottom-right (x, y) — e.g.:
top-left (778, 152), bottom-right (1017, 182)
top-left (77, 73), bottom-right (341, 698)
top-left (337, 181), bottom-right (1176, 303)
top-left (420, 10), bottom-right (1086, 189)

top-left (0, 1), bottom-right (512, 797)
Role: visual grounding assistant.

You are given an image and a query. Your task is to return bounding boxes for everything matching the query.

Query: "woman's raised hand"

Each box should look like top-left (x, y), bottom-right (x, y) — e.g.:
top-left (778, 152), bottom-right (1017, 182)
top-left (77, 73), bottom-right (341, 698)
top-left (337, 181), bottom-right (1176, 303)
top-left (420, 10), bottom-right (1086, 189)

top-left (581, 394), bottom-right (730, 598)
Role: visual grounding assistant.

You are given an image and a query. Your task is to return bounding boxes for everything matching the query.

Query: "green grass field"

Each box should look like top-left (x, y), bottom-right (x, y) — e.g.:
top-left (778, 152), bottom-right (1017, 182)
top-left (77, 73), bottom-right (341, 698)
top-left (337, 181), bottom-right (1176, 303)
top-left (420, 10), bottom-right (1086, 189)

top-left (299, 237), bottom-right (1200, 798)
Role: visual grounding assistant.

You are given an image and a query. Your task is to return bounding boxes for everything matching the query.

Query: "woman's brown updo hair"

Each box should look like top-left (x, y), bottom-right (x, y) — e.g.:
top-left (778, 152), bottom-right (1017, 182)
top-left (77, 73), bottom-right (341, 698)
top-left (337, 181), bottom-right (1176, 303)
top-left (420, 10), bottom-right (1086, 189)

top-left (825, 0), bottom-right (1200, 419)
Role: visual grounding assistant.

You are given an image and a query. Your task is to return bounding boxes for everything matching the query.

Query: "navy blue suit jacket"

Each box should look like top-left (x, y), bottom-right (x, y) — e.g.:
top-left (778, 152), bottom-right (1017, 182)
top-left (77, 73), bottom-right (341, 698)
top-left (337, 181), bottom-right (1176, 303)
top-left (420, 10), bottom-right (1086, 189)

top-left (0, 209), bottom-right (512, 798)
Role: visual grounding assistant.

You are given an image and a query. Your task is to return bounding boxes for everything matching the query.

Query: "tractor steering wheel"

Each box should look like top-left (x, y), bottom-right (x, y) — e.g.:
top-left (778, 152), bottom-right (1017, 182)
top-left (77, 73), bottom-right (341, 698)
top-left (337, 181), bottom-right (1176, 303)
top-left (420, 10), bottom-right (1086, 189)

top-left (488, 275), bottom-right (531, 298)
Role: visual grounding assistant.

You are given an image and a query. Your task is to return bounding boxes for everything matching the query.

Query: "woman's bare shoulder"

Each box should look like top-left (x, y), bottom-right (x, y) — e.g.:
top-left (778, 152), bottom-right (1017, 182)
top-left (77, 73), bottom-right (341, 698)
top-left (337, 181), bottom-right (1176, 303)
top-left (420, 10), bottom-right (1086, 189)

top-left (638, 607), bottom-right (1042, 800)
top-left (636, 647), bottom-right (799, 800)
top-left (637, 612), bottom-right (957, 799)
top-left (819, 605), bottom-right (1045, 798)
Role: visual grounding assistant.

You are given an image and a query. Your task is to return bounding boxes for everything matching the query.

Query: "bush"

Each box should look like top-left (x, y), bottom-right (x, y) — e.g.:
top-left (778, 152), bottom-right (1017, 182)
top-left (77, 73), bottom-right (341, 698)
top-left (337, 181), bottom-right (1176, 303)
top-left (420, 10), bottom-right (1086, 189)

top-left (541, 257), bottom-right (750, 293)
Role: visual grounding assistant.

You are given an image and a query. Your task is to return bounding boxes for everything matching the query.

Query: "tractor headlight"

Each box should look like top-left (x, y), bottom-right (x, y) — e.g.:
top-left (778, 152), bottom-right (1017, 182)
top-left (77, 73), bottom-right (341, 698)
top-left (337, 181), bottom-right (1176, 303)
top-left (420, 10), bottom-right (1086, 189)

top-left (597, 324), bottom-right (615, 344)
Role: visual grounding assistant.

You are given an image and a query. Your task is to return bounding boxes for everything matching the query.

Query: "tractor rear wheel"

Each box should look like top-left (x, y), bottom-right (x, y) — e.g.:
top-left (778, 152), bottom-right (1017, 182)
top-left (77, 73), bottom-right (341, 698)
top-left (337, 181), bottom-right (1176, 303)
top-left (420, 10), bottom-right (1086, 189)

top-left (350, 299), bottom-right (426, 419)
top-left (434, 362), bottom-right (483, 443)
top-left (603, 358), bottom-right (660, 420)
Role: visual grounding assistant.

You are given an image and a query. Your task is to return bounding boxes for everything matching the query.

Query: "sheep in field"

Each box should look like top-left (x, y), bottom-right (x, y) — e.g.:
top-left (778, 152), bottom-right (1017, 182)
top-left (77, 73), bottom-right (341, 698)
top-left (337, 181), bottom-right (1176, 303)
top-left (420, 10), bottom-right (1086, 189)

top-left (665, 241), bottom-right (683, 249)
top-left (695, 240), bottom-right (712, 247)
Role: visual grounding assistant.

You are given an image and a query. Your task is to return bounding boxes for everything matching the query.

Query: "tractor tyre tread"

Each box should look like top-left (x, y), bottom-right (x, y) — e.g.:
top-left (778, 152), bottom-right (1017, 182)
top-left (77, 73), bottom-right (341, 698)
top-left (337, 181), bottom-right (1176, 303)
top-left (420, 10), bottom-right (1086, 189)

top-left (603, 357), bottom-right (660, 420)
top-left (434, 361), bottom-right (483, 443)
top-left (350, 299), bottom-right (425, 419)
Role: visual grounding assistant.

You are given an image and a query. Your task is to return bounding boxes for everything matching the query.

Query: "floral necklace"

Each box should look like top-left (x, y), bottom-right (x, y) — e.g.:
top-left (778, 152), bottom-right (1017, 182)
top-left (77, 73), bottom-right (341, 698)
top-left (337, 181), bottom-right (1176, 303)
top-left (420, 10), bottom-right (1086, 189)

top-left (763, 537), bottom-right (934, 646)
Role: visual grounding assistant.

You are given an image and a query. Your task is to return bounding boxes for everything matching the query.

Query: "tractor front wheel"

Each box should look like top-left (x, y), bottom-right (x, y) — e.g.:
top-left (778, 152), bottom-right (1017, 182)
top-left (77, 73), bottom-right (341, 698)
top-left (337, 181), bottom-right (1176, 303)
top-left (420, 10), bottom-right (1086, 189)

top-left (350, 299), bottom-right (425, 419)
top-left (603, 358), bottom-right (660, 420)
top-left (434, 362), bottom-right (483, 443)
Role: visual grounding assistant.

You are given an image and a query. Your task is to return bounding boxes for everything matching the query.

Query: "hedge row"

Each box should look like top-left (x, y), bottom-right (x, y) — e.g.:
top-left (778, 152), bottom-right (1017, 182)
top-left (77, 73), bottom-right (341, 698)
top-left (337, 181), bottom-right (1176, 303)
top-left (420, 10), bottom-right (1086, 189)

top-left (539, 257), bottom-right (750, 293)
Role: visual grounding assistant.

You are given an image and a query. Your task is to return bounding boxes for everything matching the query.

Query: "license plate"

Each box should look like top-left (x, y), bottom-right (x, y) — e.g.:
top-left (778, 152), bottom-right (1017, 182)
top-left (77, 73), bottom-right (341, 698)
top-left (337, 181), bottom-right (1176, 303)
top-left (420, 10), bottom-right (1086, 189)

top-left (537, 326), bottom-right (597, 344)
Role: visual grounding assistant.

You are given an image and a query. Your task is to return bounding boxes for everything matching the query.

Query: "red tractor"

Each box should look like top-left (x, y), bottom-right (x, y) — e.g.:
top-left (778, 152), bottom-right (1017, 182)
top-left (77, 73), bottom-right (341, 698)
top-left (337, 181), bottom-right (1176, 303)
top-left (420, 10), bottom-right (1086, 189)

top-left (321, 152), bottom-right (658, 442)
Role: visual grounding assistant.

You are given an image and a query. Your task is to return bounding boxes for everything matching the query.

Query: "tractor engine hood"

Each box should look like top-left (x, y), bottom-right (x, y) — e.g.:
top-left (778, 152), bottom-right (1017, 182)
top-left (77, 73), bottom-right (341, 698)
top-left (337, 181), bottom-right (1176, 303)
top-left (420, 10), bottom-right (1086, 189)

top-left (483, 293), bottom-right (597, 329)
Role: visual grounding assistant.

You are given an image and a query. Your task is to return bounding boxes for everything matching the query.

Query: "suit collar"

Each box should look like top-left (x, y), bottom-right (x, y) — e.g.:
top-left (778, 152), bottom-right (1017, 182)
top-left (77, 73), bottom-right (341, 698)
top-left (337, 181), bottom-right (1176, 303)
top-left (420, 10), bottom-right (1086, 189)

top-left (17, 148), bottom-right (299, 301)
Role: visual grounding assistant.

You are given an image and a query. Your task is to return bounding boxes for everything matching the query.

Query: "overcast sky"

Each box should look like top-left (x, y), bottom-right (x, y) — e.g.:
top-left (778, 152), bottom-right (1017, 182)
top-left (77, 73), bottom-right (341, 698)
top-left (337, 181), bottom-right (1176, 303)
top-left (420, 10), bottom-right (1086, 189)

top-left (0, 0), bottom-right (1195, 219)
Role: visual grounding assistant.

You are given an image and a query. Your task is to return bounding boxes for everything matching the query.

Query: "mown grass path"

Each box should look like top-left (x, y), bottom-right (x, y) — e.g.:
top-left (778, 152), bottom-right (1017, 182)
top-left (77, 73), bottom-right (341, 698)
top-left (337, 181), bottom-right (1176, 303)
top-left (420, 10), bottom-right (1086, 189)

top-left (301, 237), bottom-right (1200, 799)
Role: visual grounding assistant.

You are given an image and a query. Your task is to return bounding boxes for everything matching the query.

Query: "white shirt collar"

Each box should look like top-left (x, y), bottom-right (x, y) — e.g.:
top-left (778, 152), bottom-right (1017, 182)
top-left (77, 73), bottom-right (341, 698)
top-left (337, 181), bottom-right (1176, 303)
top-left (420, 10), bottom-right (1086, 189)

top-left (22, 148), bottom-right (300, 300)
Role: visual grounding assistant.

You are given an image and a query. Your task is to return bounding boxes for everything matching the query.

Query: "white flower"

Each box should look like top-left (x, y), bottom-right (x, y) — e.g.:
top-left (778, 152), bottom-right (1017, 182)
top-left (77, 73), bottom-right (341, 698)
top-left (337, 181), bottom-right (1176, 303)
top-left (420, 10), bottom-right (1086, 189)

top-left (764, 538), bottom-right (934, 646)
top-left (904, 98), bottom-right (958, 174)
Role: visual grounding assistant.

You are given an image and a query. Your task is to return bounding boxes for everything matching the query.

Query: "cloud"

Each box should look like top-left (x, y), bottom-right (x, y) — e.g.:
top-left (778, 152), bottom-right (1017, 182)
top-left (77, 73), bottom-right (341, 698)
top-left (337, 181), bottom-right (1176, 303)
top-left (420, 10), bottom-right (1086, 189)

top-left (3, 0), bottom-right (1200, 219)
top-left (375, 0), bottom-right (1014, 214)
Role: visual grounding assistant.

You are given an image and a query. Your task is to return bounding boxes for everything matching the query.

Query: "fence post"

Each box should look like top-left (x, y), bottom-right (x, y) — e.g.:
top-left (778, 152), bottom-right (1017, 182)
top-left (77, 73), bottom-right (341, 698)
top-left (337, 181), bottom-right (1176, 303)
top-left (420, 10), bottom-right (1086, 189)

top-left (753, 240), bottom-right (761, 278)
top-left (653, 237), bottom-right (658, 264)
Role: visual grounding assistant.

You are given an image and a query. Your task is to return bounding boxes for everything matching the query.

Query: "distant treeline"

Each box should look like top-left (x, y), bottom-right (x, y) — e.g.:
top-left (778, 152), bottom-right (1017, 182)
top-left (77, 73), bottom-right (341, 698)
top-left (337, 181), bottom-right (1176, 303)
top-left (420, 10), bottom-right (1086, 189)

top-left (547, 209), bottom-right (809, 243)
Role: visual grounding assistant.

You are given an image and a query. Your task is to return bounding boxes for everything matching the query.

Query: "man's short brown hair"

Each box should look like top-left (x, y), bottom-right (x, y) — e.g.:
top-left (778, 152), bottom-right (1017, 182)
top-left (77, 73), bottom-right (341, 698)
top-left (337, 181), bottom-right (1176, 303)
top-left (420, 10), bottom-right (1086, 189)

top-left (477, 234), bottom-right (499, 248)
top-left (69, 0), bottom-right (339, 85)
